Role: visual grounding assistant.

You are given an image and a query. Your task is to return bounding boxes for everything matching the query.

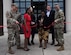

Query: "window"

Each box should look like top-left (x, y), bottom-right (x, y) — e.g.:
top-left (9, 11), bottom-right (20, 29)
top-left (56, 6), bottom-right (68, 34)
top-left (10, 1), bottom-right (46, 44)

top-left (13, 0), bottom-right (66, 32)
top-left (13, 0), bottom-right (31, 15)
top-left (47, 0), bottom-right (65, 12)
top-left (13, 0), bottom-right (65, 15)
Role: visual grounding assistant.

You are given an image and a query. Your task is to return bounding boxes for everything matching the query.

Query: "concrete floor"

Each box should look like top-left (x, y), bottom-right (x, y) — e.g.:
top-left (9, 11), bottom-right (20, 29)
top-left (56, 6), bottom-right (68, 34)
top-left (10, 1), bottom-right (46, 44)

top-left (0, 33), bottom-right (71, 55)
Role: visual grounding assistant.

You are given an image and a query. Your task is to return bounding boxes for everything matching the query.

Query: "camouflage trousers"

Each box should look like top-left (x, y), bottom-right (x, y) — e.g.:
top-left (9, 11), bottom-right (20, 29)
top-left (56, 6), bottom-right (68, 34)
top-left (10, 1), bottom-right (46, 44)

top-left (54, 28), bottom-right (64, 45)
top-left (7, 28), bottom-right (20, 47)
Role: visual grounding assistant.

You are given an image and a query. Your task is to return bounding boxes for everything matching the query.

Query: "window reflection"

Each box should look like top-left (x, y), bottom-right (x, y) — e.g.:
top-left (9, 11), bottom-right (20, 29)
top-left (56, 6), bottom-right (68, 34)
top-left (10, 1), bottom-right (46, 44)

top-left (13, 0), bottom-right (65, 15)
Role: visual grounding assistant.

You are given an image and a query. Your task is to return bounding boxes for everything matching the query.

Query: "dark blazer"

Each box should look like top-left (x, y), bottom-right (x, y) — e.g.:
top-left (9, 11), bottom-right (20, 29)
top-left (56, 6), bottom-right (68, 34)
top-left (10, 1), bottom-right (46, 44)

top-left (31, 14), bottom-right (36, 26)
top-left (37, 15), bottom-right (47, 29)
top-left (44, 10), bottom-right (55, 28)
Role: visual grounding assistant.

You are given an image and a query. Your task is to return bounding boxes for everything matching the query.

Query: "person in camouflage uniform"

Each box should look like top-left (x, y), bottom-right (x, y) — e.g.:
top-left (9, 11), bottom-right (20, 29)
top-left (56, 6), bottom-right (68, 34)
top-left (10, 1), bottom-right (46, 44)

top-left (54, 3), bottom-right (65, 51)
top-left (6, 3), bottom-right (23, 54)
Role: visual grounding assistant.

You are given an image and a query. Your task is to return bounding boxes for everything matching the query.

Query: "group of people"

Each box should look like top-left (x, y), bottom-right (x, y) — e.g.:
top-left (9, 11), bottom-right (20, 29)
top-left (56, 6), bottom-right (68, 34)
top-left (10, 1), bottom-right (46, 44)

top-left (6, 3), bottom-right (65, 54)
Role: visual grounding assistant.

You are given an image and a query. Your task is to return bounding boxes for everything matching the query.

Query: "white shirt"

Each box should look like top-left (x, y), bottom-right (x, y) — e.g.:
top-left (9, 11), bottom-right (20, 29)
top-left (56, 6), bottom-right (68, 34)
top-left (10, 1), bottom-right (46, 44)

top-left (46, 11), bottom-right (50, 17)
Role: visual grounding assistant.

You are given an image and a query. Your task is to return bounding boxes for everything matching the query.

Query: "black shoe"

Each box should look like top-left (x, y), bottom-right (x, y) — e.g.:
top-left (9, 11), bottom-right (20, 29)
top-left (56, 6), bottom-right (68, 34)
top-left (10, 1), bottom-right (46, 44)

top-left (23, 48), bottom-right (30, 51)
top-left (39, 45), bottom-right (42, 48)
top-left (28, 43), bottom-right (31, 46)
top-left (47, 40), bottom-right (48, 43)
top-left (8, 50), bottom-right (15, 54)
top-left (31, 41), bottom-right (35, 45)
top-left (55, 44), bottom-right (61, 46)
top-left (17, 46), bottom-right (24, 49)
top-left (43, 47), bottom-right (46, 49)
top-left (51, 43), bottom-right (55, 45)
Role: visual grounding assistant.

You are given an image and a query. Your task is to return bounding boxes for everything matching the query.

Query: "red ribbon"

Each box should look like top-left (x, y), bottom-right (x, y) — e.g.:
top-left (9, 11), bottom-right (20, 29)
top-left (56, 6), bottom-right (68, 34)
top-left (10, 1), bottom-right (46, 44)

top-left (0, 22), bottom-right (70, 29)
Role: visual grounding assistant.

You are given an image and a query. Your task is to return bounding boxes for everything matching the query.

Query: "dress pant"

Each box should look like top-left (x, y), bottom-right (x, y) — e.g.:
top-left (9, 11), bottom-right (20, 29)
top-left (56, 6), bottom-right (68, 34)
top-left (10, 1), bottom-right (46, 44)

top-left (50, 26), bottom-right (55, 44)
top-left (31, 27), bottom-right (36, 42)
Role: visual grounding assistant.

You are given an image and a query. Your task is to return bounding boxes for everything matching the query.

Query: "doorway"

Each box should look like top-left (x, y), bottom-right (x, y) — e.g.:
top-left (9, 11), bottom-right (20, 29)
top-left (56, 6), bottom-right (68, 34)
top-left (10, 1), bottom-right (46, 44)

top-left (0, 0), bottom-right (3, 36)
top-left (32, 1), bottom-right (46, 19)
top-left (31, 1), bottom-right (46, 33)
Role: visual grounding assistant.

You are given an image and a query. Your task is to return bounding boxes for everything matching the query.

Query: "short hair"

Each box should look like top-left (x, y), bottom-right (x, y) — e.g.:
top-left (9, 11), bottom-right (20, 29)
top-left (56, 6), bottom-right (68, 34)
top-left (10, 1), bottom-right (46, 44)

top-left (41, 10), bottom-right (45, 13)
top-left (46, 5), bottom-right (51, 8)
top-left (11, 3), bottom-right (18, 7)
top-left (41, 10), bottom-right (45, 14)
top-left (25, 7), bottom-right (30, 13)
top-left (54, 3), bottom-right (60, 6)
top-left (47, 5), bottom-right (50, 6)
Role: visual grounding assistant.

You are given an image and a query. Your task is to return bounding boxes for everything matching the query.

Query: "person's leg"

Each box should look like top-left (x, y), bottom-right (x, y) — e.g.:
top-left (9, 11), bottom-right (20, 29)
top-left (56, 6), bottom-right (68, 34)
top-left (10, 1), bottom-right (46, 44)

top-left (27, 28), bottom-right (31, 46)
top-left (43, 40), bottom-right (47, 49)
top-left (38, 28), bottom-right (43, 48)
top-left (24, 38), bottom-right (30, 51)
top-left (31, 33), bottom-right (35, 44)
top-left (28, 38), bottom-right (31, 46)
top-left (8, 29), bottom-right (15, 54)
top-left (39, 39), bottom-right (42, 48)
top-left (14, 31), bottom-right (23, 49)
top-left (43, 30), bottom-right (48, 49)
top-left (51, 27), bottom-right (55, 45)
top-left (24, 38), bottom-right (27, 48)
top-left (54, 29), bottom-right (61, 46)
top-left (31, 28), bottom-right (35, 45)
top-left (57, 29), bottom-right (64, 51)
top-left (46, 30), bottom-right (49, 43)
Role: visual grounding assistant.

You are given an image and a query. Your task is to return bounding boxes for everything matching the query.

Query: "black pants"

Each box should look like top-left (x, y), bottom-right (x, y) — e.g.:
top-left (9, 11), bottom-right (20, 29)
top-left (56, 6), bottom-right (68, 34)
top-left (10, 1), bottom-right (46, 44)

top-left (50, 27), bottom-right (55, 44)
top-left (31, 27), bottom-right (36, 42)
top-left (28, 27), bottom-right (36, 44)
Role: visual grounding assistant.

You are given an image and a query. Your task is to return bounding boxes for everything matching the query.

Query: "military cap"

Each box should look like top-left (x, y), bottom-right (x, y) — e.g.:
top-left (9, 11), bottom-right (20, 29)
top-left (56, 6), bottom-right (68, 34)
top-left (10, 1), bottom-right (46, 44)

top-left (11, 3), bottom-right (18, 7)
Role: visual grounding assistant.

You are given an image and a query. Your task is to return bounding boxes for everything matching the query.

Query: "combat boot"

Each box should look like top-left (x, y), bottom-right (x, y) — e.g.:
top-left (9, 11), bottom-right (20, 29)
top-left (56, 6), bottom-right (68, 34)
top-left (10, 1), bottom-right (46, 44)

top-left (57, 45), bottom-right (64, 51)
top-left (8, 50), bottom-right (14, 54)
top-left (55, 43), bottom-right (61, 46)
top-left (17, 45), bottom-right (24, 49)
top-left (8, 47), bottom-right (14, 54)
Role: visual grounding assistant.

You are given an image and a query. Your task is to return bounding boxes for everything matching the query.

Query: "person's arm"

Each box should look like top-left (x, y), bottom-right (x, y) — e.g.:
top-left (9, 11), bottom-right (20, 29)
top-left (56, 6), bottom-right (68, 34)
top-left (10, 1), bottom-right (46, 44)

top-left (31, 15), bottom-right (36, 25)
top-left (36, 15), bottom-right (41, 28)
top-left (6, 11), bottom-right (17, 27)
top-left (6, 11), bottom-right (19, 23)
top-left (24, 18), bottom-right (29, 32)
top-left (23, 14), bottom-right (29, 32)
top-left (50, 10), bottom-right (55, 26)
top-left (43, 16), bottom-right (48, 28)
top-left (55, 11), bottom-right (65, 23)
top-left (17, 13), bottom-right (22, 24)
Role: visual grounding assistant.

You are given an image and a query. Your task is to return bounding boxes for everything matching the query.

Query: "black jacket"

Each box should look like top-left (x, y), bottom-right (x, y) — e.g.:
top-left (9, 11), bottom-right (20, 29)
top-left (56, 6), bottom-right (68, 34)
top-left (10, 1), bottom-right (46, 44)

top-left (37, 15), bottom-right (47, 29)
top-left (44, 10), bottom-right (55, 28)
top-left (31, 14), bottom-right (36, 26)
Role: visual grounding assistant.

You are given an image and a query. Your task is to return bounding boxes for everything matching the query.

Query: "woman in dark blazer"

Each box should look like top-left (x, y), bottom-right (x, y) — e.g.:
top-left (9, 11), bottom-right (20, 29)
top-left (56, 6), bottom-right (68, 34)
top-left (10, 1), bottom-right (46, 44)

top-left (37, 11), bottom-right (49, 49)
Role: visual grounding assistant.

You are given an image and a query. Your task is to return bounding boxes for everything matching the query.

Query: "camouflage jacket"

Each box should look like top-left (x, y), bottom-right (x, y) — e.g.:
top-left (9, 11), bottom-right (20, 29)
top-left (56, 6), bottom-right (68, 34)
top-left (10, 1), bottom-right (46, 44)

top-left (54, 9), bottom-right (65, 29)
top-left (6, 10), bottom-right (21, 30)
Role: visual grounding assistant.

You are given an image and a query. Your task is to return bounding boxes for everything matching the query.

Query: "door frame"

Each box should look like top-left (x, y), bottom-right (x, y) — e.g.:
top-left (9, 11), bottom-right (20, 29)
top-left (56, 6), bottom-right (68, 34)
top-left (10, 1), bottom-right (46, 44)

top-left (0, 0), bottom-right (3, 36)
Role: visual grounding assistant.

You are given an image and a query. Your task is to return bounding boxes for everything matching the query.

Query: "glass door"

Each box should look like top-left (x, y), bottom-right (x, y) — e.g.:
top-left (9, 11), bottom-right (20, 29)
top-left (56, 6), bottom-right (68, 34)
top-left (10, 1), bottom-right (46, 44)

top-left (32, 2), bottom-right (46, 19)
